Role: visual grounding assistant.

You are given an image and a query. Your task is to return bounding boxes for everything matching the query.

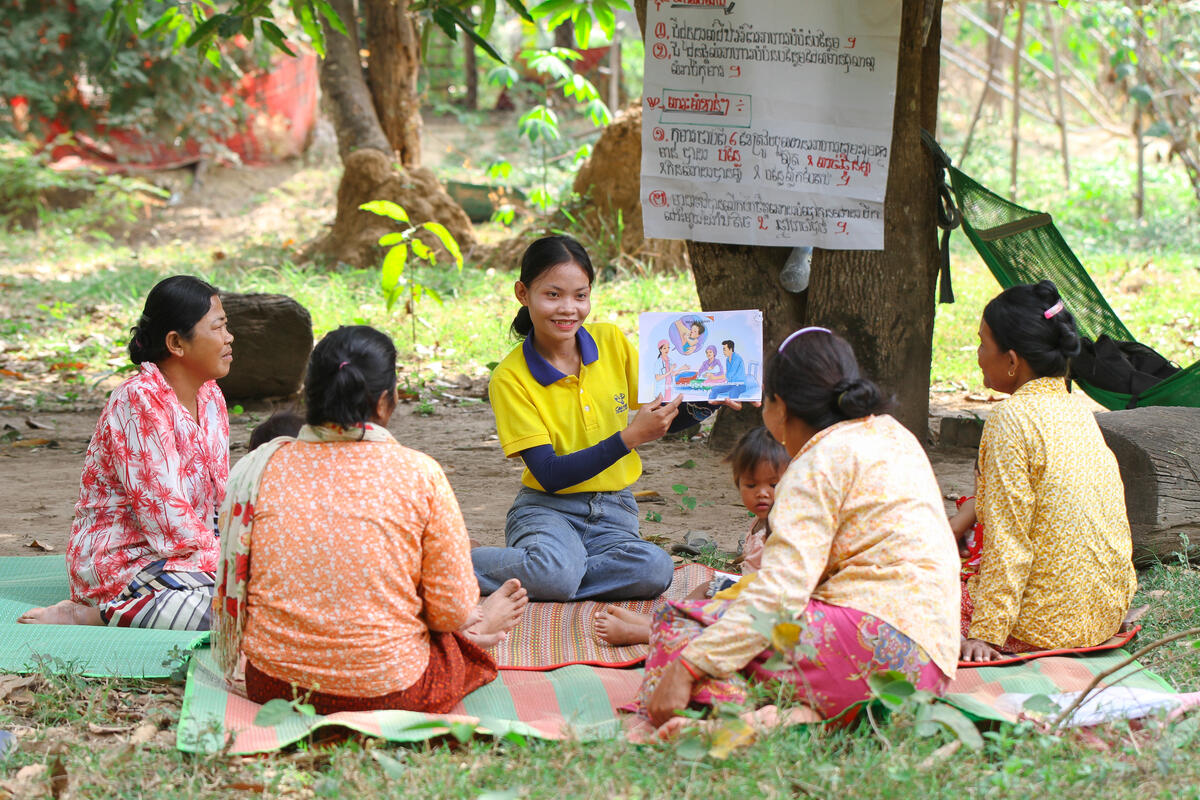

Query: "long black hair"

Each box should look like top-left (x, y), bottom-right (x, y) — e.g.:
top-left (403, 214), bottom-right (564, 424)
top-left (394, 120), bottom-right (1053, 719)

top-left (763, 328), bottom-right (891, 432)
top-left (510, 235), bottom-right (595, 339)
top-left (982, 280), bottom-right (1080, 378)
top-left (305, 326), bottom-right (397, 428)
top-left (128, 275), bottom-right (219, 364)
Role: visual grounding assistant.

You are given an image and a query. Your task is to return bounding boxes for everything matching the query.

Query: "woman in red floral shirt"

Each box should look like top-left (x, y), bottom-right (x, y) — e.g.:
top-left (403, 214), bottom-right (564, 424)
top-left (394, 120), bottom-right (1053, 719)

top-left (19, 275), bottom-right (233, 629)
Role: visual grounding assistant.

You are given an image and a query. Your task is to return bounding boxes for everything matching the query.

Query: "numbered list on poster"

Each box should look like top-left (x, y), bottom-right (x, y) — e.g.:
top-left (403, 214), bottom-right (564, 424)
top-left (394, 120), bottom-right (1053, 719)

top-left (640, 0), bottom-right (902, 249)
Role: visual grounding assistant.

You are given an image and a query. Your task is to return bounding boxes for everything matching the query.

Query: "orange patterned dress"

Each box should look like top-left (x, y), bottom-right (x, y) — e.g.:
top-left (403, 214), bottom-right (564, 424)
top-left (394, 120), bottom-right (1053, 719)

top-left (240, 433), bottom-right (495, 711)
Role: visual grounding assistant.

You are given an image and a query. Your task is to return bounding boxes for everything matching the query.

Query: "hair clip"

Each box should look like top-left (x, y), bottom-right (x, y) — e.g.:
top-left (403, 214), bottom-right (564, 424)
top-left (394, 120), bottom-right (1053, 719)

top-left (1043, 300), bottom-right (1064, 319)
top-left (338, 361), bottom-right (350, 369)
top-left (777, 326), bottom-right (831, 353)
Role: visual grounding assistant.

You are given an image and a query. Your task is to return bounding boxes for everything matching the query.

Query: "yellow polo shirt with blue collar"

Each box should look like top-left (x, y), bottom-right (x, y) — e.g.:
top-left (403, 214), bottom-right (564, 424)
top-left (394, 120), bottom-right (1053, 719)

top-left (488, 323), bottom-right (642, 494)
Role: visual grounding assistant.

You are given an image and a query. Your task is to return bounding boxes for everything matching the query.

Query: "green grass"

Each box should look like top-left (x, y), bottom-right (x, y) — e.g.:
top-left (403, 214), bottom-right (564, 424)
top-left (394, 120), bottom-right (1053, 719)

top-left (0, 221), bottom-right (698, 410)
top-left (1, 563), bottom-right (1199, 798)
top-left (2, 129), bottom-right (1200, 796)
top-left (931, 123), bottom-right (1200, 395)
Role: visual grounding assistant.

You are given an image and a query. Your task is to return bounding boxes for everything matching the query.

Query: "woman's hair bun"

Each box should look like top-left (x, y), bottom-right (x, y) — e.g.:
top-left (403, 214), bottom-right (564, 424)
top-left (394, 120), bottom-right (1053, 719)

top-left (764, 329), bottom-right (892, 432)
top-left (833, 378), bottom-right (884, 418)
top-left (983, 280), bottom-right (1080, 377)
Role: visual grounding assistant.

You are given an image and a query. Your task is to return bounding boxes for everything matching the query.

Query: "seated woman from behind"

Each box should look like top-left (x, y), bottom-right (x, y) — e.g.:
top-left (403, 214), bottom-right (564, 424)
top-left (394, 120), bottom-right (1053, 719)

top-left (20, 275), bottom-right (232, 629)
top-left (213, 325), bottom-right (527, 713)
top-left (639, 328), bottom-right (961, 737)
top-left (961, 281), bottom-right (1136, 662)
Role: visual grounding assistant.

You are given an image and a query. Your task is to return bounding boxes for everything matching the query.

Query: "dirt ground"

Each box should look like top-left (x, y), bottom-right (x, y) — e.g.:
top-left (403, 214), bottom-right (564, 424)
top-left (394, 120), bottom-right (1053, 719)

top-left (0, 401), bottom-right (979, 559)
top-left (1, 122), bottom-right (986, 559)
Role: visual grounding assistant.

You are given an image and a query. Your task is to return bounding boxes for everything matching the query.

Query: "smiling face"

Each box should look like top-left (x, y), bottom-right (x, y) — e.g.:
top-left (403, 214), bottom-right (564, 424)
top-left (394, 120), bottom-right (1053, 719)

top-left (173, 295), bottom-right (233, 382)
top-left (722, 342), bottom-right (733, 358)
top-left (515, 261), bottom-right (592, 348)
top-left (705, 346), bottom-right (717, 359)
top-left (737, 459), bottom-right (786, 519)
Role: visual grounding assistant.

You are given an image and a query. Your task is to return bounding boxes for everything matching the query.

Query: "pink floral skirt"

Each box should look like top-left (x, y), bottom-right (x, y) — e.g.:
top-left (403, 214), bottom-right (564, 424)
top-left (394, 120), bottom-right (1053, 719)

top-left (635, 597), bottom-right (948, 720)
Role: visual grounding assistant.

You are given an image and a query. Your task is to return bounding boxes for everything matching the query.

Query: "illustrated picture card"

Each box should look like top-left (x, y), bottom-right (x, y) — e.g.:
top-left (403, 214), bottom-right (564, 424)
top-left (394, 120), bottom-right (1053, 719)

top-left (637, 310), bottom-right (764, 403)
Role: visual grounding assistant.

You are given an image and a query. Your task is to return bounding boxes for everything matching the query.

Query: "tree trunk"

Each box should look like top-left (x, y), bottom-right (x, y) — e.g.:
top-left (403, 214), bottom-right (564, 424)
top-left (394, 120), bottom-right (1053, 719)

top-left (305, 0), bottom-right (476, 268)
top-left (805, 0), bottom-right (944, 439)
top-left (318, 0), bottom-right (391, 161)
top-left (363, 0), bottom-right (422, 167)
top-left (554, 20), bottom-right (575, 50)
top-left (1096, 408), bottom-right (1200, 566)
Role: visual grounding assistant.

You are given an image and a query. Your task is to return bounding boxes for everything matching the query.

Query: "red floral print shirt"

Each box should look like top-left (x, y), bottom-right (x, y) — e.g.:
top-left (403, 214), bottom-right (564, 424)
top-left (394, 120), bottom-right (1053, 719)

top-left (67, 362), bottom-right (229, 605)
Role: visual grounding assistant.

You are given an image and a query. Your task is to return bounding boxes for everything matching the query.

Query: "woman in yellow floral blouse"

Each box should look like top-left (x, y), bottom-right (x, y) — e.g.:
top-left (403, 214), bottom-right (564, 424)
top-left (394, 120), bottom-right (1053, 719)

top-left (962, 281), bottom-right (1137, 662)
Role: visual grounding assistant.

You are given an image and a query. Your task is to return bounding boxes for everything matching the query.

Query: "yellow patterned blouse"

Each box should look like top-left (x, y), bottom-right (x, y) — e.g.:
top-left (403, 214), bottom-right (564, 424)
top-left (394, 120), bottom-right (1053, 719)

top-left (967, 377), bottom-right (1137, 648)
top-left (682, 415), bottom-right (962, 679)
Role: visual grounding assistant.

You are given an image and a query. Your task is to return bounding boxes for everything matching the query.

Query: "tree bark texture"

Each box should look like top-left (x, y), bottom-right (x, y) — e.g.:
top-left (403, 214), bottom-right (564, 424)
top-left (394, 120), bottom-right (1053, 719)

top-left (363, 0), bottom-right (423, 167)
top-left (306, 0), bottom-right (475, 268)
top-left (1096, 408), bottom-right (1200, 567)
top-left (803, 0), bottom-right (944, 438)
top-left (318, 0), bottom-right (392, 161)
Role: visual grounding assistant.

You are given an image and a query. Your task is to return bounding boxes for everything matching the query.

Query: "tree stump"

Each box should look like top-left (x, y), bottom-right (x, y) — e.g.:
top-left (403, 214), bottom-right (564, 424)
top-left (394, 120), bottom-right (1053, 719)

top-left (1096, 407), bottom-right (1200, 566)
top-left (217, 293), bottom-right (314, 401)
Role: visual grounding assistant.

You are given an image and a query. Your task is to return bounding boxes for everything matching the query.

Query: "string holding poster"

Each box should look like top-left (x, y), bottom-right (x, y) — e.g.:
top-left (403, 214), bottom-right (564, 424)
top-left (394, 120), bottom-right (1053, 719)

top-left (638, 310), bottom-right (763, 403)
top-left (640, 0), bottom-right (902, 250)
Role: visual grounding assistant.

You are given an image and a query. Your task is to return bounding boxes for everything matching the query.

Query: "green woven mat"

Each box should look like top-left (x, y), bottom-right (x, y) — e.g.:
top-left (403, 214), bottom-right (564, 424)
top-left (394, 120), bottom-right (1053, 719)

top-left (942, 648), bottom-right (1175, 722)
top-left (0, 555), bottom-right (208, 678)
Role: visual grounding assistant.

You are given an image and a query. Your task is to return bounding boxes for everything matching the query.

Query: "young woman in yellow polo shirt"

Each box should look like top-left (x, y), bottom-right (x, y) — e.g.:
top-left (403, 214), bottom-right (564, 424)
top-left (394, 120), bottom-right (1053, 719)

top-left (474, 235), bottom-right (710, 601)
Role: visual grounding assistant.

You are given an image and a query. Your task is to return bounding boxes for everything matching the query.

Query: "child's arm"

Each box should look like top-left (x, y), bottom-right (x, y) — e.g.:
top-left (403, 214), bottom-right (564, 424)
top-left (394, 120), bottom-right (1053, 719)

top-left (948, 497), bottom-right (977, 541)
top-left (741, 529), bottom-right (766, 573)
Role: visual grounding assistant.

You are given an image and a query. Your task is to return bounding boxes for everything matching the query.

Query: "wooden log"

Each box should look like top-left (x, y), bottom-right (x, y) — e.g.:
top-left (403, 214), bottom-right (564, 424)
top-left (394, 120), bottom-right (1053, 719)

top-left (217, 293), bottom-right (313, 401)
top-left (1096, 407), bottom-right (1200, 566)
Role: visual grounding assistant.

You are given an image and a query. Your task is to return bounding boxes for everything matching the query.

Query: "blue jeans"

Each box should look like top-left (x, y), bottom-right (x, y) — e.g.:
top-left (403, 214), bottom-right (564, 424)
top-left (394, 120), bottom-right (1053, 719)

top-left (707, 383), bottom-right (745, 400)
top-left (472, 487), bottom-right (675, 602)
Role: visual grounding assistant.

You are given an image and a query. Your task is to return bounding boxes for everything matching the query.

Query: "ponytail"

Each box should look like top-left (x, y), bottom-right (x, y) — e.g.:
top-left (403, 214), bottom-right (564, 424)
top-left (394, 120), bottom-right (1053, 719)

top-left (511, 306), bottom-right (534, 339)
top-left (128, 275), bottom-right (219, 364)
top-left (982, 280), bottom-right (1080, 378)
top-left (305, 326), bottom-right (398, 428)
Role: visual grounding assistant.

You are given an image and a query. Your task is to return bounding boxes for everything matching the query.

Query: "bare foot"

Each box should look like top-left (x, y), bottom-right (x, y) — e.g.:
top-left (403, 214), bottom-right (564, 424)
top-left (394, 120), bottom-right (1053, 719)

top-left (461, 579), bottom-right (528, 647)
top-left (18, 598), bottom-right (103, 626)
top-left (649, 703), bottom-right (820, 741)
top-left (594, 605), bottom-right (652, 646)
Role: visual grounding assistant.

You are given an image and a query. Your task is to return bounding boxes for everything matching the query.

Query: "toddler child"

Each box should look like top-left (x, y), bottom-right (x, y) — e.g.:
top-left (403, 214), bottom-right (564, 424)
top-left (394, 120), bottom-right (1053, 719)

top-left (593, 426), bottom-right (790, 645)
top-left (248, 409), bottom-right (304, 451)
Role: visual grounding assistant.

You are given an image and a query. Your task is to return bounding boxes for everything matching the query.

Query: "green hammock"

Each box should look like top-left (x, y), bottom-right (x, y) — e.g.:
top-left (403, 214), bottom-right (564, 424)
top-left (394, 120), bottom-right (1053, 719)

top-left (947, 166), bottom-right (1200, 411)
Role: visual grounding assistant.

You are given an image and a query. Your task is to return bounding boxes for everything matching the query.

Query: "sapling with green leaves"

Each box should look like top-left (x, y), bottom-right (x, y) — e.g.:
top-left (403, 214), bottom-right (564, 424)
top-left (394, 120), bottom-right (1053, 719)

top-left (485, 45), bottom-right (613, 217)
top-left (359, 199), bottom-right (464, 344)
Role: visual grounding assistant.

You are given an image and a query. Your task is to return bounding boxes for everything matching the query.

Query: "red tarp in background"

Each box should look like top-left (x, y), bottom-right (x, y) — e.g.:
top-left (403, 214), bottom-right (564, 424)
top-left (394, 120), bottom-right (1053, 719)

top-left (41, 51), bottom-right (318, 171)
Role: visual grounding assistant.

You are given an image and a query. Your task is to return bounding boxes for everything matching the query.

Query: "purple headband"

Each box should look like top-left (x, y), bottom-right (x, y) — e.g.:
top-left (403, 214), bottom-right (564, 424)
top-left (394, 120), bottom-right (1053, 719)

top-left (777, 326), bottom-right (831, 353)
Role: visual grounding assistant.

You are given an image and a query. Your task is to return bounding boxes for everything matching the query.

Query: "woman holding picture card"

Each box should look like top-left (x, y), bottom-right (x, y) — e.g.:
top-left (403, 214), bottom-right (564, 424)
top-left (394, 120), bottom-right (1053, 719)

top-left (472, 235), bottom-right (715, 602)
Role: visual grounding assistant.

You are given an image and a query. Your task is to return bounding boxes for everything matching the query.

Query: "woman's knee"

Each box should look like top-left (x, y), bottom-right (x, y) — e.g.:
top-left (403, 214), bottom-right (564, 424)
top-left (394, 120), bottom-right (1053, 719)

top-left (520, 542), bottom-right (588, 601)
top-left (625, 545), bottom-right (675, 596)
